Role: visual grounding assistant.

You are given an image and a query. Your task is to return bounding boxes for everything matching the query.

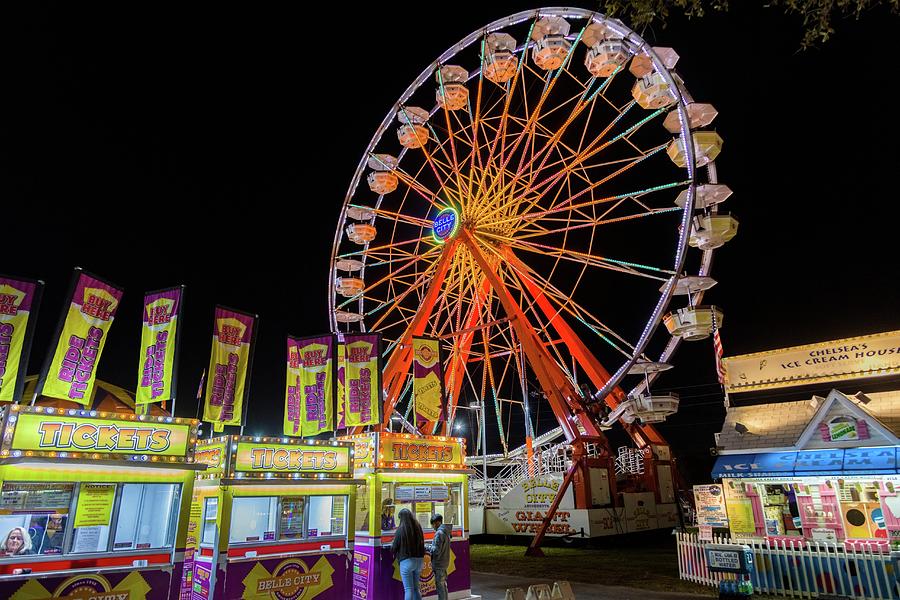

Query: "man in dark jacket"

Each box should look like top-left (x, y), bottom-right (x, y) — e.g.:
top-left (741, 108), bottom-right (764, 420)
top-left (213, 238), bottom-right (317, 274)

top-left (427, 514), bottom-right (452, 600)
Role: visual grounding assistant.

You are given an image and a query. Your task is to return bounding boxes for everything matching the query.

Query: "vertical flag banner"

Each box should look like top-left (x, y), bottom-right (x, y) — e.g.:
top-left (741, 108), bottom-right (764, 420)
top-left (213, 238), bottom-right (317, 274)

top-left (38, 270), bottom-right (124, 405)
top-left (285, 335), bottom-right (336, 436)
top-left (0, 276), bottom-right (43, 403)
top-left (413, 337), bottom-right (445, 430)
top-left (202, 307), bottom-right (257, 431)
top-left (336, 342), bottom-right (346, 429)
top-left (343, 334), bottom-right (381, 427)
top-left (136, 286), bottom-right (184, 407)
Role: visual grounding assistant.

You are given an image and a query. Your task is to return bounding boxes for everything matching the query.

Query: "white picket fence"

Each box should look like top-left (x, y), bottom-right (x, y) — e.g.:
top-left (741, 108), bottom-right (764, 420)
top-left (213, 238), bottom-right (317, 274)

top-left (676, 531), bottom-right (900, 599)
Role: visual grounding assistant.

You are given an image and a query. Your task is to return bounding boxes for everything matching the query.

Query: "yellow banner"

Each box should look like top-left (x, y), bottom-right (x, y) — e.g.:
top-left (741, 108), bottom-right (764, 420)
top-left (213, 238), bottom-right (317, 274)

top-left (336, 343), bottom-right (346, 428)
top-left (413, 338), bottom-right (444, 429)
top-left (285, 336), bottom-right (335, 437)
top-left (135, 286), bottom-right (183, 405)
top-left (0, 277), bottom-right (41, 403)
top-left (343, 334), bottom-right (380, 427)
top-left (73, 483), bottom-right (116, 527)
top-left (40, 271), bottom-right (124, 405)
top-left (203, 307), bottom-right (257, 428)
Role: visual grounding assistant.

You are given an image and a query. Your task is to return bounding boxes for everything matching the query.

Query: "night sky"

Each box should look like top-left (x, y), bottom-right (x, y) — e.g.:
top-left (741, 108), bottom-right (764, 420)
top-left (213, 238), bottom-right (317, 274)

top-left (5, 2), bottom-right (899, 484)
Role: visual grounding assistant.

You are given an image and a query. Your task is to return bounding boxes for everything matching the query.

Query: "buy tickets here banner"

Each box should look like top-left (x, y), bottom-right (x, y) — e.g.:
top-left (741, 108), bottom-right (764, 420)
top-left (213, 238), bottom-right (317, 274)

top-left (285, 336), bottom-right (335, 437)
top-left (136, 286), bottom-right (182, 406)
top-left (0, 276), bottom-right (41, 403)
top-left (343, 334), bottom-right (380, 427)
top-left (413, 337), bottom-right (444, 430)
top-left (203, 307), bottom-right (256, 430)
top-left (41, 271), bottom-right (123, 404)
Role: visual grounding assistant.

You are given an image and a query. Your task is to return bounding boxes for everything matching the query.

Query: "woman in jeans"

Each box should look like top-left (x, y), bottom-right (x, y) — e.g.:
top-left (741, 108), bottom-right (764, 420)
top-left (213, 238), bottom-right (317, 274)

top-left (390, 508), bottom-right (425, 600)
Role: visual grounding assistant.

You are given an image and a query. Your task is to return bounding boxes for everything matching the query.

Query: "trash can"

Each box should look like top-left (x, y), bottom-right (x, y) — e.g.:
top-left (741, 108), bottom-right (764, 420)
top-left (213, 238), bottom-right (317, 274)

top-left (703, 543), bottom-right (755, 598)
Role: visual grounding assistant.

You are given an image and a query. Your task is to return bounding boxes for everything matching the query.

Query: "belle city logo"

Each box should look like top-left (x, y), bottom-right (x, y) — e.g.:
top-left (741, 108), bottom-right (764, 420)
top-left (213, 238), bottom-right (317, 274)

top-left (431, 208), bottom-right (458, 243)
top-left (35, 421), bottom-right (172, 452)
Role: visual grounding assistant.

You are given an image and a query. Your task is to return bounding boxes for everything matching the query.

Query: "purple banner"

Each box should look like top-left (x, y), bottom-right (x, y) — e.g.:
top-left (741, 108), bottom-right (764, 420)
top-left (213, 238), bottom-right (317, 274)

top-left (0, 566), bottom-right (172, 599)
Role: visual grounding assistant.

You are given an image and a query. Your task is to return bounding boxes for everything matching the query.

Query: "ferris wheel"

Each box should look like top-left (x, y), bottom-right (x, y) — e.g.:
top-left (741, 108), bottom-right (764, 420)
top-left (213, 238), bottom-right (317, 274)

top-left (329, 8), bottom-right (736, 452)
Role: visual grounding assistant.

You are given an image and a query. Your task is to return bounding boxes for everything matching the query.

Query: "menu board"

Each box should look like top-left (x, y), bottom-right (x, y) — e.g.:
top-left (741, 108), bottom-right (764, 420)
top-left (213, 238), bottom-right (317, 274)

top-left (693, 484), bottom-right (729, 528)
top-left (0, 483), bottom-right (74, 512)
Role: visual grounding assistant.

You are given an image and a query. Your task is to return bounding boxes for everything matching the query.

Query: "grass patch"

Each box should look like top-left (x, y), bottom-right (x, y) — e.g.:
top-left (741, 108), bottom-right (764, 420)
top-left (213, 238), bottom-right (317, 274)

top-left (470, 536), bottom-right (714, 596)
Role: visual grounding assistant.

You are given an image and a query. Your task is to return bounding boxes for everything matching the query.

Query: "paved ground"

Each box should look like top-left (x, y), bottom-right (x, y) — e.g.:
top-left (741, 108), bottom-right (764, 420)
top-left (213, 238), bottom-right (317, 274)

top-left (471, 571), bottom-right (710, 600)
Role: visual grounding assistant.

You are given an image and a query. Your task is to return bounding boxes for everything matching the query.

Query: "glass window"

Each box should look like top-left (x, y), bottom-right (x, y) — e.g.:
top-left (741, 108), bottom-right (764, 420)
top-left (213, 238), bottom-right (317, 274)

top-left (278, 497), bottom-right (306, 540)
top-left (201, 497), bottom-right (218, 545)
top-left (383, 482), bottom-right (462, 532)
top-left (0, 482), bottom-right (74, 556)
top-left (113, 483), bottom-right (180, 551)
top-left (307, 495), bottom-right (346, 538)
top-left (230, 497), bottom-right (277, 543)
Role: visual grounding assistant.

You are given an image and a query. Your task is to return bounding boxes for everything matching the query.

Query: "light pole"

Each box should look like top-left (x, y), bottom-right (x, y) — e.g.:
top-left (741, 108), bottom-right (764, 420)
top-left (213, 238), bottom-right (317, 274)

top-left (455, 400), bottom-right (488, 481)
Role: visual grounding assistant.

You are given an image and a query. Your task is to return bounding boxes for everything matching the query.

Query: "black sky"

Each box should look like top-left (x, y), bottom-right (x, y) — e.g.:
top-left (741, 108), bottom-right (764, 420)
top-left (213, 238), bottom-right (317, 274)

top-left (4, 2), bottom-right (899, 483)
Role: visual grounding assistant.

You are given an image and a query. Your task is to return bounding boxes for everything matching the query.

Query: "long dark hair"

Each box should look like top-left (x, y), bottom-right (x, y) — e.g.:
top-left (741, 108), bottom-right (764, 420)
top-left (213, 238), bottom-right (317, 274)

top-left (396, 508), bottom-right (425, 555)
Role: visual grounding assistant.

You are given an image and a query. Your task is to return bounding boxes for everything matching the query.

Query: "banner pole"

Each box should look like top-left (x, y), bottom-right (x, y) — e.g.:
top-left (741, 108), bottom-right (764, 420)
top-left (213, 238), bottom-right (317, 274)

top-left (238, 314), bottom-right (260, 435)
top-left (168, 285), bottom-right (187, 417)
top-left (32, 267), bottom-right (82, 405)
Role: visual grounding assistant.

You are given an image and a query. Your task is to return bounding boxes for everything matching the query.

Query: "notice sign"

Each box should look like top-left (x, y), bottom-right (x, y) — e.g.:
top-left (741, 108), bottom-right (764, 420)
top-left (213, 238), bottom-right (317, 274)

top-left (693, 484), bottom-right (729, 528)
top-left (708, 549), bottom-right (740, 570)
top-left (74, 483), bottom-right (116, 527)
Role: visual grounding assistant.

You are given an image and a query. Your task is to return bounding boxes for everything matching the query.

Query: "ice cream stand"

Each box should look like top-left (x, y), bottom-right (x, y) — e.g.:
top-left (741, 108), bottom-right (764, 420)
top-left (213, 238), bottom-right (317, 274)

top-left (342, 431), bottom-right (478, 600)
top-left (186, 435), bottom-right (358, 599)
top-left (0, 403), bottom-right (203, 600)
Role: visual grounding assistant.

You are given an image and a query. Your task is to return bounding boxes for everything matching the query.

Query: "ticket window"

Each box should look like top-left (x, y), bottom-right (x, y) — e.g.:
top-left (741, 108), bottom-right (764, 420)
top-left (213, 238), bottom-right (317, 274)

top-left (201, 497), bottom-right (218, 547)
top-left (229, 495), bottom-right (348, 545)
top-left (379, 482), bottom-right (462, 533)
top-left (0, 481), bottom-right (181, 559)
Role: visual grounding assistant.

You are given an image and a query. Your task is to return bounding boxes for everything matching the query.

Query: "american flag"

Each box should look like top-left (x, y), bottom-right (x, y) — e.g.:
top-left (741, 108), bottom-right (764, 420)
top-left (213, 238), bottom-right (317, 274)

top-left (711, 308), bottom-right (726, 385)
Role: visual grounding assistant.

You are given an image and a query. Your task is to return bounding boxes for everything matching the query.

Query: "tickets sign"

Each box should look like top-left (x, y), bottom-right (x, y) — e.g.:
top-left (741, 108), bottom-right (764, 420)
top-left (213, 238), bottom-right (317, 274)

top-left (39, 270), bottom-right (124, 404)
top-left (233, 441), bottom-right (352, 475)
top-left (0, 276), bottom-right (42, 403)
top-left (4, 410), bottom-right (193, 458)
top-left (379, 433), bottom-right (465, 469)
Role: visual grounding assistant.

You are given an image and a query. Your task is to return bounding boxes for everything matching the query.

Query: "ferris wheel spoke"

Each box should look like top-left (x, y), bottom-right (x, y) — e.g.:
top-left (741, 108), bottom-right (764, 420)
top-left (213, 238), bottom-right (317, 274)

top-left (367, 206), bottom-right (433, 229)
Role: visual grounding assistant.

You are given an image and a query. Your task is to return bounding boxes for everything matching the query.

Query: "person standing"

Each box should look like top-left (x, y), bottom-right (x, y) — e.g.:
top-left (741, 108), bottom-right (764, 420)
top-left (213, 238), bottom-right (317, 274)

top-left (391, 508), bottom-right (425, 600)
top-left (427, 514), bottom-right (452, 600)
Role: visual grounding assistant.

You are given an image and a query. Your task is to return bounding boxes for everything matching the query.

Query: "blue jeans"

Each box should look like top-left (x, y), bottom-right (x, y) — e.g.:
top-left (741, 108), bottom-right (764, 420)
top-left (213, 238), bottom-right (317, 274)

top-left (433, 567), bottom-right (449, 600)
top-left (399, 557), bottom-right (424, 600)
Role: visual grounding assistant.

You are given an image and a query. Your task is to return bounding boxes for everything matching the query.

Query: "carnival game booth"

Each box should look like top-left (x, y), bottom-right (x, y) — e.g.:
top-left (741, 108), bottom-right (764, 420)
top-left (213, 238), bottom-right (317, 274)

top-left (341, 431), bottom-right (478, 600)
top-left (187, 435), bottom-right (358, 600)
top-left (0, 403), bottom-right (202, 600)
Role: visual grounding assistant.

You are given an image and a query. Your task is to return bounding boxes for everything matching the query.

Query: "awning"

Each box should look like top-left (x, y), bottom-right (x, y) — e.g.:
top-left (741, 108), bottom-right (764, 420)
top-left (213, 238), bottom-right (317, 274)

top-left (712, 446), bottom-right (900, 479)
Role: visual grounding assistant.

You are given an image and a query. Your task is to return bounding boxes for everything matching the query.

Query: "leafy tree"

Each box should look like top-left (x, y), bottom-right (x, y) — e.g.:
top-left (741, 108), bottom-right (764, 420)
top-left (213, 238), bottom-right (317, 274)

top-left (601, 0), bottom-right (899, 47)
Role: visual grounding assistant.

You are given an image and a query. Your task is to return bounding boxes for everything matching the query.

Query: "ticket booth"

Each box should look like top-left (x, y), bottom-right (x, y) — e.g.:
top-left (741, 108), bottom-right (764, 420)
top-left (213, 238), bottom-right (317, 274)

top-left (185, 435), bottom-right (358, 599)
top-left (0, 404), bottom-right (203, 600)
top-left (342, 432), bottom-right (478, 600)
